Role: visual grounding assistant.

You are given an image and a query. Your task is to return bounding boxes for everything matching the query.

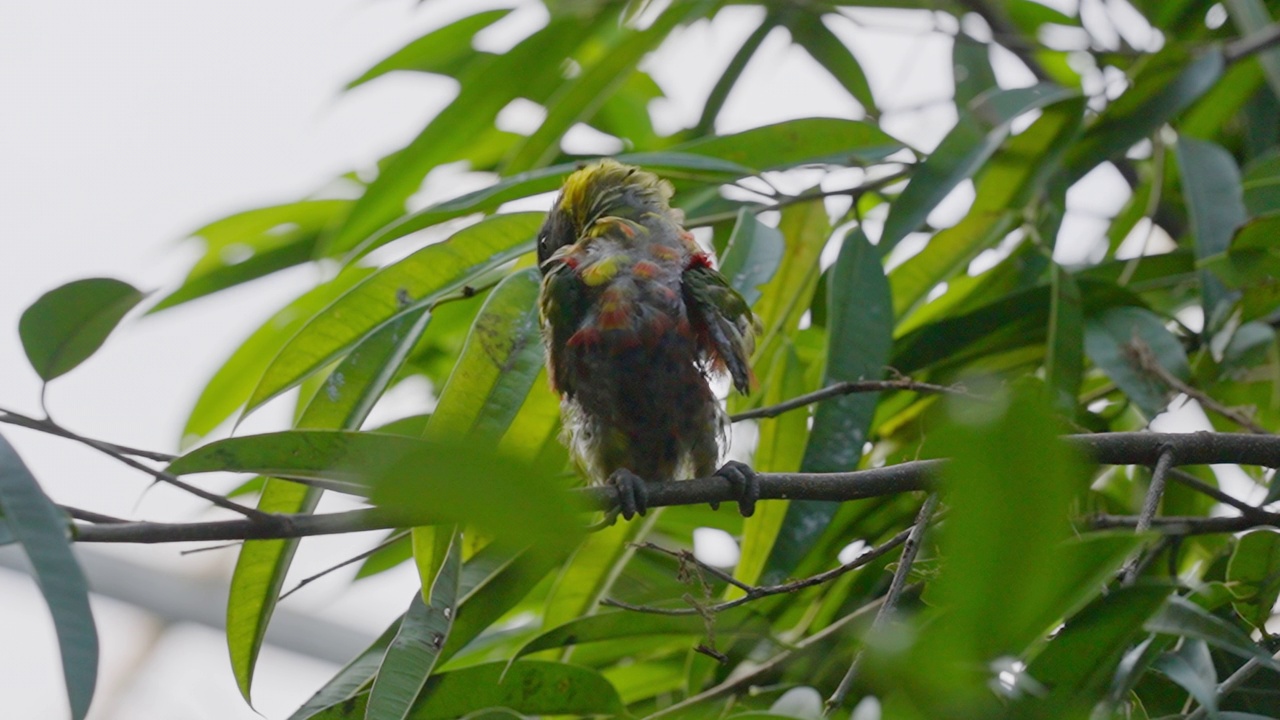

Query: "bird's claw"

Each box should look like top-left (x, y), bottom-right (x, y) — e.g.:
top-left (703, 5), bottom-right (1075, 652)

top-left (714, 461), bottom-right (759, 517)
top-left (608, 468), bottom-right (650, 520)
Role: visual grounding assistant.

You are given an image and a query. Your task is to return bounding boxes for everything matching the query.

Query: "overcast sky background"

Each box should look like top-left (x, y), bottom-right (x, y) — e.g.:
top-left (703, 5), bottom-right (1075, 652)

top-left (0, 0), bottom-right (1219, 717)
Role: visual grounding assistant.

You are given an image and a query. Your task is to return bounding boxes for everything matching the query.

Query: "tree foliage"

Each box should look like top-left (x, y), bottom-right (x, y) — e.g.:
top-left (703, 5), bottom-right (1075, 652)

top-left (7, 1), bottom-right (1280, 718)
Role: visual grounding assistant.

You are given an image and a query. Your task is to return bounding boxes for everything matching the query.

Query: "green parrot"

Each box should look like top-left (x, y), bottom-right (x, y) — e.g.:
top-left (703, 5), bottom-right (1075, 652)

top-left (536, 160), bottom-right (760, 519)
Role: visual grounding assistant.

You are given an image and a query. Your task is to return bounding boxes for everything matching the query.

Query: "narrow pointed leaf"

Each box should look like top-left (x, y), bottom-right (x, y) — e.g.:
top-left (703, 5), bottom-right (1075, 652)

top-left (0, 435), bottom-right (98, 720)
top-left (1146, 595), bottom-right (1280, 668)
top-left (366, 536), bottom-right (461, 720)
top-left (719, 209), bottom-right (785, 307)
top-left (517, 607), bottom-right (765, 659)
top-left (345, 10), bottom-right (511, 88)
top-left (1083, 306), bottom-right (1191, 418)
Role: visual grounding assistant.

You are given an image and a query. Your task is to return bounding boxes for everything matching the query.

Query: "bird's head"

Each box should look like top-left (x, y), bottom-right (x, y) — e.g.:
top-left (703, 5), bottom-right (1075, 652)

top-left (537, 159), bottom-right (675, 271)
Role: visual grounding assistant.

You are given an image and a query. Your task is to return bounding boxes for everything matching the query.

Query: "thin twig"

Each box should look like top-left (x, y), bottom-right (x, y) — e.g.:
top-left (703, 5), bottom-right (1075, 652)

top-left (58, 505), bottom-right (128, 524)
top-left (1091, 513), bottom-right (1280, 534)
top-left (605, 527), bottom-right (913, 616)
top-left (278, 530), bottom-right (410, 600)
top-left (0, 408), bottom-right (176, 461)
top-left (642, 592), bottom-right (899, 719)
top-left (1225, 21), bottom-right (1280, 62)
top-left (686, 168), bottom-right (911, 228)
top-left (1121, 446), bottom-right (1177, 582)
top-left (1168, 468), bottom-right (1270, 519)
top-left (1185, 650), bottom-right (1280, 720)
top-left (826, 493), bottom-right (939, 714)
top-left (730, 379), bottom-right (970, 423)
top-left (1129, 342), bottom-right (1269, 434)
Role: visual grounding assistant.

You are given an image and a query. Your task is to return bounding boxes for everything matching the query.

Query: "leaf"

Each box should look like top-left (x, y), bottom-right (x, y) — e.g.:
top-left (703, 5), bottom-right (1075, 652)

top-left (952, 33), bottom-right (998, 111)
top-left (366, 535), bottom-right (461, 720)
top-left (1152, 639), bottom-right (1219, 717)
top-left (1083, 306), bottom-right (1191, 418)
top-left (1065, 48), bottom-right (1224, 182)
top-left (1242, 151), bottom-right (1280, 216)
top-left (1011, 585), bottom-right (1171, 718)
top-left (784, 10), bottom-right (877, 115)
top-left (501, 0), bottom-right (702, 173)
top-left (245, 213), bottom-right (542, 414)
top-left (540, 516), bottom-right (652, 632)
top-left (762, 229), bottom-right (892, 583)
top-left (321, 17), bottom-right (598, 257)
top-left (880, 83), bottom-right (1078, 250)
top-left (1227, 530), bottom-right (1280, 631)
top-left (1176, 136), bottom-right (1246, 322)
top-left (181, 268), bottom-right (373, 445)
top-left (1225, 0), bottom-right (1280, 102)
top-left (151, 200), bottom-right (349, 311)
top-left (221, 304), bottom-right (436, 703)
top-left (676, 117), bottom-right (902, 172)
top-left (18, 277), bottom-right (145, 382)
top-left (290, 617), bottom-right (404, 720)
top-left (310, 661), bottom-right (624, 719)
top-left (1202, 214), bottom-right (1280, 322)
top-left (1146, 595), bottom-right (1280, 668)
top-left (732, 341), bottom-right (808, 593)
top-left (718, 209), bottom-right (785, 307)
top-left (0, 434), bottom-right (98, 720)
top-left (345, 10), bottom-right (512, 88)
top-left (517, 607), bottom-right (764, 659)
top-left (1046, 264), bottom-right (1084, 407)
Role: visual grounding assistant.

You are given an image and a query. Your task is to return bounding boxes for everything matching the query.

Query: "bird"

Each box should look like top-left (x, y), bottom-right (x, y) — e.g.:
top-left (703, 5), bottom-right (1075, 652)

top-left (535, 159), bottom-right (760, 520)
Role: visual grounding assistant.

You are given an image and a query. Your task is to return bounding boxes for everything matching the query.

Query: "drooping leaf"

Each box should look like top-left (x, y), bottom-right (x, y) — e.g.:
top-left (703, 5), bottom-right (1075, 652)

top-left (18, 277), bottom-right (145, 382)
top-left (762, 229), bottom-right (892, 583)
top-left (0, 434), bottom-right (98, 720)
top-left (784, 10), bottom-right (878, 116)
top-left (718, 209), bottom-right (785, 307)
top-left (1176, 136), bottom-right (1246, 324)
top-left (366, 535), bottom-right (460, 720)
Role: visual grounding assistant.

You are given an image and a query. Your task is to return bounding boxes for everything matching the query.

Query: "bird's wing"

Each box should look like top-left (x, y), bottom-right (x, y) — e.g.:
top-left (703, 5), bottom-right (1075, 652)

top-left (539, 260), bottom-right (589, 396)
top-left (682, 261), bottom-right (758, 395)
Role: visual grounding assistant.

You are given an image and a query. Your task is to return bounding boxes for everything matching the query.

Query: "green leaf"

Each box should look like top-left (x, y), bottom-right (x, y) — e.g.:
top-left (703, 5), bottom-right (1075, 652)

top-left (1225, 0), bottom-right (1280, 102)
top-left (880, 83), bottom-right (1078, 250)
top-left (0, 434), bottom-right (97, 720)
top-left (151, 200), bottom-right (349, 311)
top-left (1242, 151), bottom-right (1280, 216)
top-left (517, 607), bottom-right (764, 659)
top-left (732, 341), bottom-right (808, 592)
top-left (181, 268), bottom-right (373, 445)
top-left (1146, 595), bottom-right (1280, 668)
top-left (762, 229), bottom-right (891, 582)
top-left (345, 10), bottom-right (511, 88)
top-left (245, 213), bottom-right (542, 414)
top-left (18, 277), bottom-right (145, 382)
top-left (784, 10), bottom-right (878, 115)
top-left (290, 618), bottom-right (404, 720)
top-left (952, 33), bottom-right (998, 110)
top-left (1012, 585), bottom-right (1171, 718)
top-left (1176, 136), bottom-right (1246, 322)
top-left (367, 535), bottom-right (461, 720)
top-left (676, 117), bottom-right (902, 172)
top-left (1046, 264), bottom-right (1084, 407)
top-left (310, 661), bottom-right (624, 719)
top-left (1227, 529), bottom-right (1280, 631)
top-left (502, 1), bottom-right (703, 172)
top-left (718, 209), bottom-right (785, 307)
top-left (321, 17), bottom-right (597, 257)
top-left (1065, 48), bottom-right (1224, 182)
top-left (1203, 214), bottom-right (1280, 322)
top-left (540, 515), bottom-right (653, 632)
top-left (1083, 306), bottom-right (1191, 418)
top-left (221, 303), bottom-right (436, 703)
top-left (1152, 639), bottom-right (1219, 717)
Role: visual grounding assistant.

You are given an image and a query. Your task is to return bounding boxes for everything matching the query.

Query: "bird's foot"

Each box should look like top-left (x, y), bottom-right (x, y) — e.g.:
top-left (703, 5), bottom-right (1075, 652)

top-left (713, 461), bottom-right (759, 517)
top-left (608, 468), bottom-right (650, 521)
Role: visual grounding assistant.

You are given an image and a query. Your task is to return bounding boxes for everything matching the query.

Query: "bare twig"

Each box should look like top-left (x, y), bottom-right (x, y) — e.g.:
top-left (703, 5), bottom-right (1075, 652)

top-left (278, 530), bottom-right (410, 600)
top-left (642, 592), bottom-right (899, 720)
top-left (1121, 445), bottom-right (1176, 583)
top-left (826, 493), bottom-right (939, 714)
top-left (1185, 650), bottom-right (1280, 720)
top-left (0, 408), bottom-right (176, 462)
top-left (1091, 513), bottom-right (1280, 534)
top-left (58, 505), bottom-right (128, 524)
top-left (1225, 21), bottom-right (1280, 62)
top-left (1168, 468), bottom-right (1271, 519)
top-left (686, 168), bottom-right (911, 228)
top-left (604, 527), bottom-right (913, 616)
top-left (1129, 342), bottom-right (1270, 434)
top-left (730, 379), bottom-right (970, 423)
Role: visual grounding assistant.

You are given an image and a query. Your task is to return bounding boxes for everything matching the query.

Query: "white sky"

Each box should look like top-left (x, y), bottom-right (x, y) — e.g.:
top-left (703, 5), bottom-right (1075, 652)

top-left (0, 0), bottom-right (1185, 717)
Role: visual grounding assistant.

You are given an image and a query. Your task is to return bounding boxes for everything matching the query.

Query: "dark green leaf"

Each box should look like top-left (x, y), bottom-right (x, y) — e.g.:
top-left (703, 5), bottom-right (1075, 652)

top-left (1146, 595), bottom-right (1280, 668)
top-left (290, 617), bottom-right (403, 720)
top-left (1083, 306), bottom-right (1191, 418)
top-left (718, 209), bottom-right (785, 307)
top-left (310, 661), bottom-right (624, 719)
top-left (0, 434), bottom-right (97, 720)
top-left (952, 34), bottom-right (998, 110)
top-left (676, 117), bottom-right (902, 172)
top-left (1176, 136), bottom-right (1245, 321)
top-left (1226, 530), bottom-right (1280, 631)
top-left (516, 607), bottom-right (764, 658)
top-left (880, 83), bottom-right (1078, 250)
top-left (785, 11), bottom-right (878, 115)
top-left (1047, 264), bottom-right (1084, 407)
top-left (1152, 639), bottom-right (1218, 716)
top-left (18, 278), bottom-right (145, 382)
top-left (1242, 151), bottom-right (1280, 216)
top-left (367, 536), bottom-right (460, 720)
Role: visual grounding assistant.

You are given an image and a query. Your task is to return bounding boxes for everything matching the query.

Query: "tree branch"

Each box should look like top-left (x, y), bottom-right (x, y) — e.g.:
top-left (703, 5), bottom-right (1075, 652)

top-left (730, 378), bottom-right (970, 423)
top-left (1225, 21), bottom-right (1280, 62)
